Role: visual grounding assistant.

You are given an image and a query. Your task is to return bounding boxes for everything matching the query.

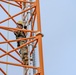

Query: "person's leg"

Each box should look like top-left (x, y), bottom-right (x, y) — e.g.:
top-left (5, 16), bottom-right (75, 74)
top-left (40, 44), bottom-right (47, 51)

top-left (19, 41), bottom-right (29, 65)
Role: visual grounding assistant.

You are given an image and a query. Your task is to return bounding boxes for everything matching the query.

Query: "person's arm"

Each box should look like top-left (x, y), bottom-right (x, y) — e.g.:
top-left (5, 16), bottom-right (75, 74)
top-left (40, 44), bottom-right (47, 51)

top-left (14, 31), bottom-right (18, 36)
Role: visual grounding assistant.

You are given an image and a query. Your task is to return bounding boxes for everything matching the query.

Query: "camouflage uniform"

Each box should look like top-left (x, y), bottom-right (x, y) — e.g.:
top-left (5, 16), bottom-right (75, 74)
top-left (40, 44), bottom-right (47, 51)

top-left (14, 31), bottom-right (28, 65)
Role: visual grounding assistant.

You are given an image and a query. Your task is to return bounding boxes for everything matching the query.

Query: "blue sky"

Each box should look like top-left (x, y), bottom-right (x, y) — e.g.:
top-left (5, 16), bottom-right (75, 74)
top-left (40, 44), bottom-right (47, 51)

top-left (1, 0), bottom-right (76, 75)
top-left (40, 0), bottom-right (76, 75)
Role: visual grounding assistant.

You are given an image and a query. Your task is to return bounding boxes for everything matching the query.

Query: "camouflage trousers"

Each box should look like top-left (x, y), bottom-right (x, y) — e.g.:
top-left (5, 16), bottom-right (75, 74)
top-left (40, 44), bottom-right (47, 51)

top-left (19, 40), bottom-right (28, 65)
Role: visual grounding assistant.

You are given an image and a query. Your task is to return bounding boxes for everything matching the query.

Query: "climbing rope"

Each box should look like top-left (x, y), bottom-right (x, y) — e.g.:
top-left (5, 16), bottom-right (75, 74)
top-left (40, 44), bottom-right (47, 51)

top-left (6, 3), bottom-right (10, 75)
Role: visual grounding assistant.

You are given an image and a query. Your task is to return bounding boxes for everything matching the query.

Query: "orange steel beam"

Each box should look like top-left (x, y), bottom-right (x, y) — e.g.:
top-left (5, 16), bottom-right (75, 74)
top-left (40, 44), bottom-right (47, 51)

top-left (10, 0), bottom-right (35, 4)
top-left (15, 1), bottom-right (22, 8)
top-left (0, 61), bottom-right (38, 69)
top-left (1, 0), bottom-right (21, 8)
top-left (0, 33), bottom-right (20, 56)
top-left (30, 40), bottom-right (38, 56)
top-left (0, 0), bottom-right (44, 75)
top-left (31, 10), bottom-right (36, 30)
top-left (0, 37), bottom-right (38, 58)
top-left (0, 4), bottom-right (17, 25)
top-left (34, 73), bottom-right (40, 75)
top-left (0, 35), bottom-right (37, 62)
top-left (28, 8), bottom-right (36, 24)
top-left (0, 26), bottom-right (38, 33)
top-left (0, 48), bottom-right (23, 64)
top-left (36, 0), bottom-right (44, 75)
top-left (0, 36), bottom-right (36, 44)
top-left (30, 10), bottom-right (36, 37)
top-left (0, 4), bottom-right (35, 24)
top-left (0, 68), bottom-right (6, 75)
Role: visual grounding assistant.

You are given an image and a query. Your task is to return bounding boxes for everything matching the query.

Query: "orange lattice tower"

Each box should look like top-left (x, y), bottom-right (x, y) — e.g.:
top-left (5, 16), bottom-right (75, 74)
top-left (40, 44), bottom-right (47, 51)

top-left (0, 0), bottom-right (44, 75)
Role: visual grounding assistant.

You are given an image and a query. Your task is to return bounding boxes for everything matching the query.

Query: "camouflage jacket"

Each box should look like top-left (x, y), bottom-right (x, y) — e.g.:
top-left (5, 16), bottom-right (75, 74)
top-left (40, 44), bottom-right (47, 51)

top-left (14, 31), bottom-right (26, 39)
top-left (14, 31), bottom-right (26, 46)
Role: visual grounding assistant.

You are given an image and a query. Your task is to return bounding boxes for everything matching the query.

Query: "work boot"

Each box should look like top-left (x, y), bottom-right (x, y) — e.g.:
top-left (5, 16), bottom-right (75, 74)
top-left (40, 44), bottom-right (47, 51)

top-left (24, 58), bottom-right (28, 61)
top-left (30, 57), bottom-right (33, 61)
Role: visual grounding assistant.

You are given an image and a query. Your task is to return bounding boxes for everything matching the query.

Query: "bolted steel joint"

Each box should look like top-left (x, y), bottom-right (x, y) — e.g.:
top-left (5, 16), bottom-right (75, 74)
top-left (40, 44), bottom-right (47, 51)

top-left (36, 31), bottom-right (44, 37)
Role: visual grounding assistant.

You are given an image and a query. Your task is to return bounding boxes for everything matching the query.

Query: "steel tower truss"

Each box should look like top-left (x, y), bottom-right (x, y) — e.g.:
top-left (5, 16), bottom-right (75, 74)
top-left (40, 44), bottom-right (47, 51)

top-left (0, 0), bottom-right (44, 75)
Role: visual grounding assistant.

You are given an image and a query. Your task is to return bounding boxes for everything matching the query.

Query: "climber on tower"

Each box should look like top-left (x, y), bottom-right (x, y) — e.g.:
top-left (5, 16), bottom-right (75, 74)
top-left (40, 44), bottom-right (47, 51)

top-left (14, 20), bottom-right (28, 65)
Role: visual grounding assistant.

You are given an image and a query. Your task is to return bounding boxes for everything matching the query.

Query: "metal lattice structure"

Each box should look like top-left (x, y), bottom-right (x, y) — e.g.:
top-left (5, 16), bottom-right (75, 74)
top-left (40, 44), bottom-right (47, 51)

top-left (0, 0), bottom-right (44, 75)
